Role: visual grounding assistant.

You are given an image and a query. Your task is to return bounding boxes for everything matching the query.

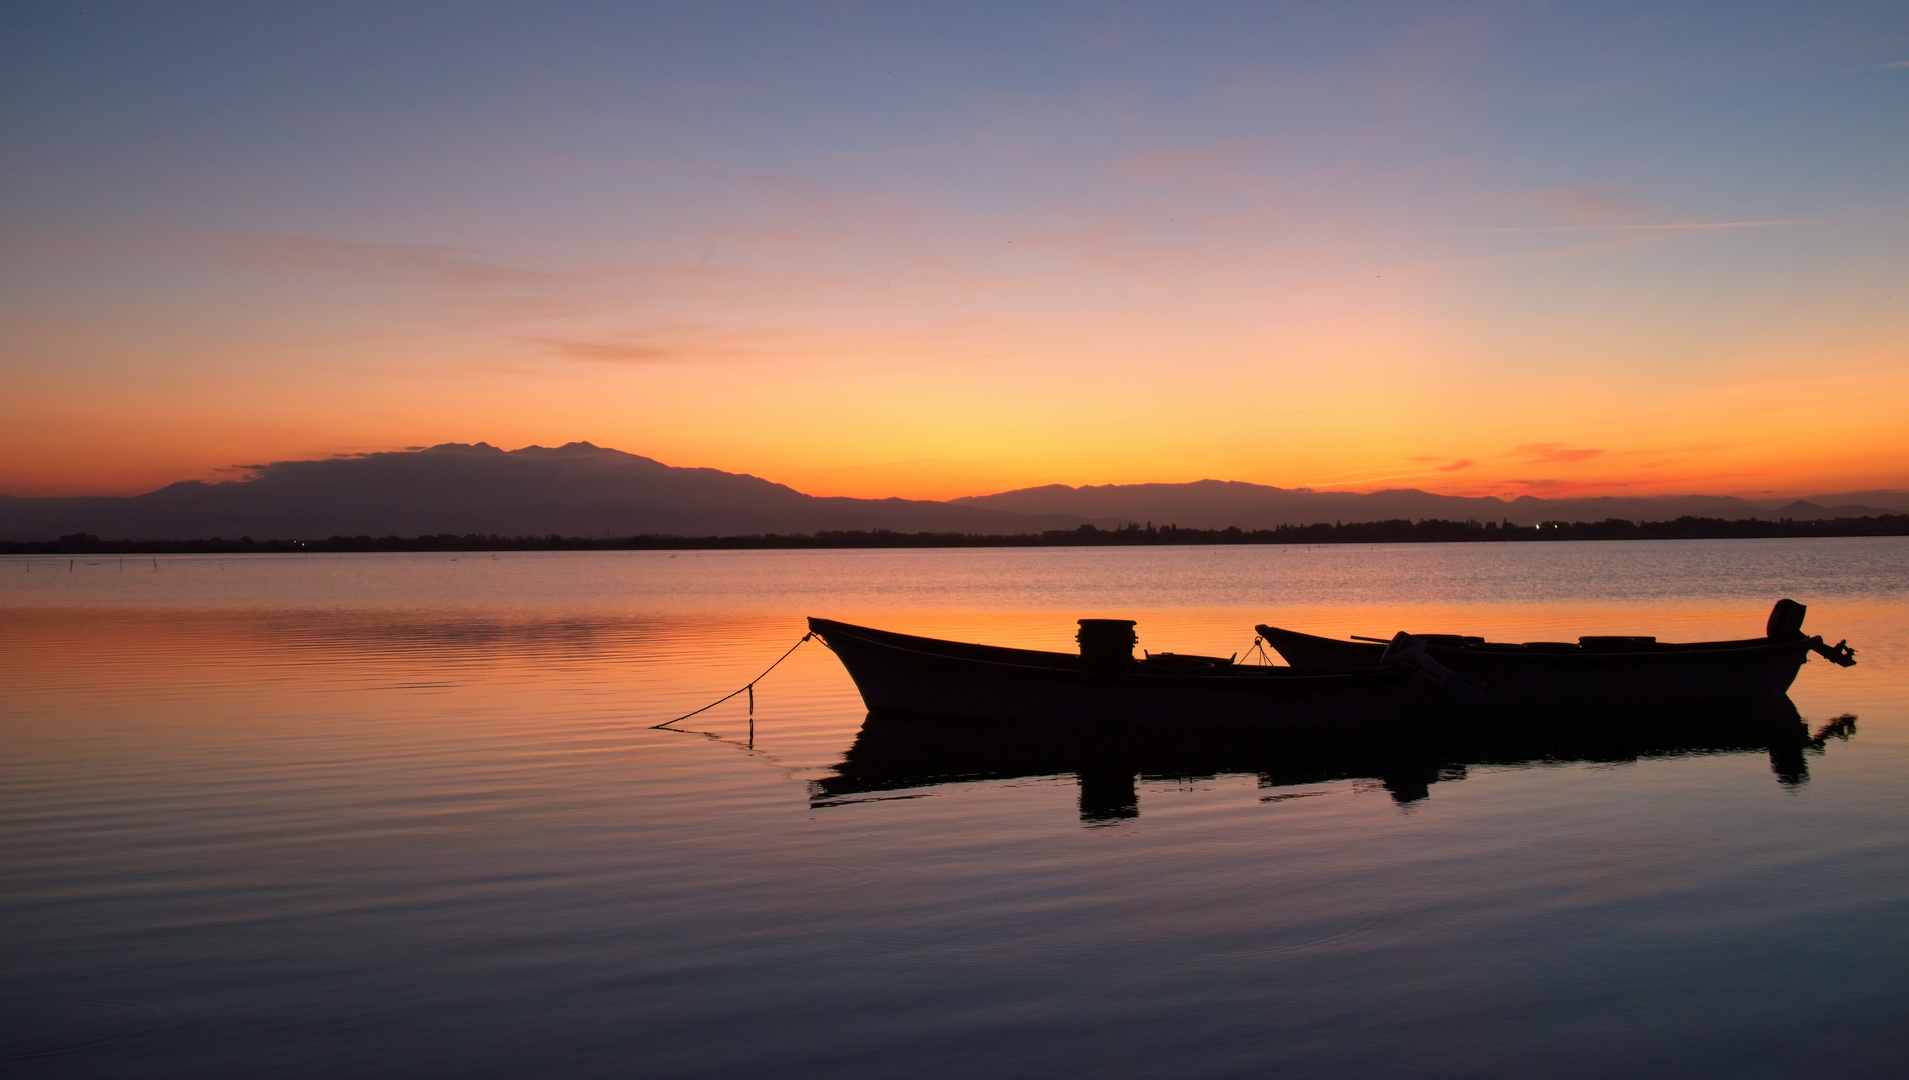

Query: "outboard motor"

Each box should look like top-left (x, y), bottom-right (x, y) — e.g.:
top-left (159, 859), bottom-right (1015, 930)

top-left (1769, 597), bottom-right (1859, 666)
top-left (1077, 619), bottom-right (1137, 671)
top-left (1380, 632), bottom-right (1485, 704)
top-left (1767, 599), bottom-right (1808, 640)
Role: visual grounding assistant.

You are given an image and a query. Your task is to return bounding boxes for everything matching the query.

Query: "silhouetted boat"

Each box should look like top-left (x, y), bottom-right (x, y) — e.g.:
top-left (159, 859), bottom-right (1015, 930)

top-left (1255, 599), bottom-right (1856, 707)
top-left (807, 617), bottom-right (1419, 725)
top-left (812, 703), bottom-right (1856, 816)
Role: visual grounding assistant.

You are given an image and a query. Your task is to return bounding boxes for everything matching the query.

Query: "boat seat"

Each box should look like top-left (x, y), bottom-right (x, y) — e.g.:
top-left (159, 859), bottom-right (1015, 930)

top-left (1141, 652), bottom-right (1233, 670)
top-left (1580, 636), bottom-right (1657, 652)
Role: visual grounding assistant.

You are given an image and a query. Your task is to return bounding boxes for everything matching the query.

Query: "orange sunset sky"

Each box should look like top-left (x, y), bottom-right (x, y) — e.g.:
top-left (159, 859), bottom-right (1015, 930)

top-left (2, 4), bottom-right (1906, 502)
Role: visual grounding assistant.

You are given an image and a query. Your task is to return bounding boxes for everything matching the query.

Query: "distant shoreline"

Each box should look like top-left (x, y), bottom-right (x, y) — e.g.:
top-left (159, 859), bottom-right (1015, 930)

top-left (5, 515), bottom-right (1908, 554)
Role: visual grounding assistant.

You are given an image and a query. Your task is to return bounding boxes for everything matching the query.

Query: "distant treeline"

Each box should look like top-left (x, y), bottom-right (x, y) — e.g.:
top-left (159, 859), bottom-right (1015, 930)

top-left (6, 515), bottom-right (1909, 555)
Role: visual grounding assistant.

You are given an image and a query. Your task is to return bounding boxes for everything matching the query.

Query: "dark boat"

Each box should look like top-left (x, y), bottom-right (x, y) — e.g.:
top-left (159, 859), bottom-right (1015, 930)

top-left (807, 617), bottom-right (1417, 726)
top-left (1255, 599), bottom-right (1856, 707)
top-left (812, 703), bottom-right (1857, 818)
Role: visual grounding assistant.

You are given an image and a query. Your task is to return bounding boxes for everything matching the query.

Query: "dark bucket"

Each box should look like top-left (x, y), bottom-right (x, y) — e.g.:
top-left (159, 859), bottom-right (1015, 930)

top-left (1077, 619), bottom-right (1138, 670)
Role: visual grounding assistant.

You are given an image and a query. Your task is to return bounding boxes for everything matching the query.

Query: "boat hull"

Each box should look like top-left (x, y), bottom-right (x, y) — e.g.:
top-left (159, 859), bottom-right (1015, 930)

top-left (1256, 626), bottom-right (1386, 669)
top-left (1256, 624), bottom-right (1814, 706)
top-left (811, 618), bottom-right (1411, 726)
top-left (1431, 640), bottom-right (1810, 706)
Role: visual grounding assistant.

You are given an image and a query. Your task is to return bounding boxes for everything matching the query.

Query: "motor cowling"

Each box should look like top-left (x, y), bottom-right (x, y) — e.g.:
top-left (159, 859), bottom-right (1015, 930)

top-left (1767, 599), bottom-right (1807, 640)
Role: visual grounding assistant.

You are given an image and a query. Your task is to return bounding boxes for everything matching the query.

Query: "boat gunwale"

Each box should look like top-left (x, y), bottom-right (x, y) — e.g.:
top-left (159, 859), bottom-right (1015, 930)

top-left (1254, 623), bottom-right (1817, 668)
top-left (809, 618), bottom-right (1406, 688)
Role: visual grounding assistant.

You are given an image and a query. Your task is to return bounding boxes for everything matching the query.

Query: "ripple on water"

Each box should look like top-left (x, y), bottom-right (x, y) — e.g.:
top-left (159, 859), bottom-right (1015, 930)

top-left (0, 999), bottom-right (159, 1061)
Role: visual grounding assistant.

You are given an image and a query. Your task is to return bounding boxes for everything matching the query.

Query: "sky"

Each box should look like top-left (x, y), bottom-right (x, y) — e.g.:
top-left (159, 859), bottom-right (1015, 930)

top-left (2, 1), bottom-right (1906, 501)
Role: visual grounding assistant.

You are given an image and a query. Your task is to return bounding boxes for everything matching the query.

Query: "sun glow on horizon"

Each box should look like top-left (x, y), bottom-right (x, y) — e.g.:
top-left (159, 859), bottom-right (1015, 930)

top-left (2, 5), bottom-right (1905, 502)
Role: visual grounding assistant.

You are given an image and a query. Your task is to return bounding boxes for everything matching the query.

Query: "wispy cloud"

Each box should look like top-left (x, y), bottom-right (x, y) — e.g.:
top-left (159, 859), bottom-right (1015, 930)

top-left (1514, 443), bottom-right (1603, 463)
top-left (1495, 477), bottom-right (1583, 494)
top-left (1309, 446), bottom-right (1606, 490)
top-left (1114, 141), bottom-right (1261, 194)
top-left (1010, 220), bottom-right (1218, 272)
top-left (535, 331), bottom-right (767, 365)
top-left (212, 234), bottom-right (565, 286)
top-left (1305, 470), bottom-right (1446, 489)
top-left (1477, 219), bottom-right (1819, 233)
top-left (540, 339), bottom-right (689, 364)
top-left (1520, 184), bottom-right (1643, 226)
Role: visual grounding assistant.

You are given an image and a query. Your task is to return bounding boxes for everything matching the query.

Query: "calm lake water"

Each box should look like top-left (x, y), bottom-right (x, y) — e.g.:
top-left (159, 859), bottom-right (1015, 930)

top-left (4, 539), bottom-right (1907, 1078)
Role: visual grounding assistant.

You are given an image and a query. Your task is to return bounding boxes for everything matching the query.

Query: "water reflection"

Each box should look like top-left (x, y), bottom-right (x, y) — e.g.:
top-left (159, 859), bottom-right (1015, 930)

top-left (814, 703), bottom-right (1859, 820)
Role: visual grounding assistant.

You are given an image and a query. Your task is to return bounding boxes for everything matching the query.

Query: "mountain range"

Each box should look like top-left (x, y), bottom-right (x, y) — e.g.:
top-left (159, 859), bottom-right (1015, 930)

top-left (2, 442), bottom-right (1904, 541)
top-left (955, 481), bottom-right (1909, 531)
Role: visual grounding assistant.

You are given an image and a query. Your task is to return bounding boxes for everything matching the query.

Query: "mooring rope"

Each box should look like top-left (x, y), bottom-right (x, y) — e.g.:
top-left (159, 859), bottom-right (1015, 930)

top-left (1240, 636), bottom-right (1275, 666)
top-left (651, 631), bottom-right (816, 730)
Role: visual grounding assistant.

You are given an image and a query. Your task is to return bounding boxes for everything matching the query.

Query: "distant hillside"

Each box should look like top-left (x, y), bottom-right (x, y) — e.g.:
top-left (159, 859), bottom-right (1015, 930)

top-left (953, 480), bottom-right (1908, 530)
top-left (2, 443), bottom-right (1902, 541)
top-left (0, 443), bottom-right (1080, 541)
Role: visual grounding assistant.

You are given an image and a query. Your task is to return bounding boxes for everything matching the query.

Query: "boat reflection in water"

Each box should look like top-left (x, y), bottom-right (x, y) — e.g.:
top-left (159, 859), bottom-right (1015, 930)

top-left (812, 703), bottom-right (1858, 822)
